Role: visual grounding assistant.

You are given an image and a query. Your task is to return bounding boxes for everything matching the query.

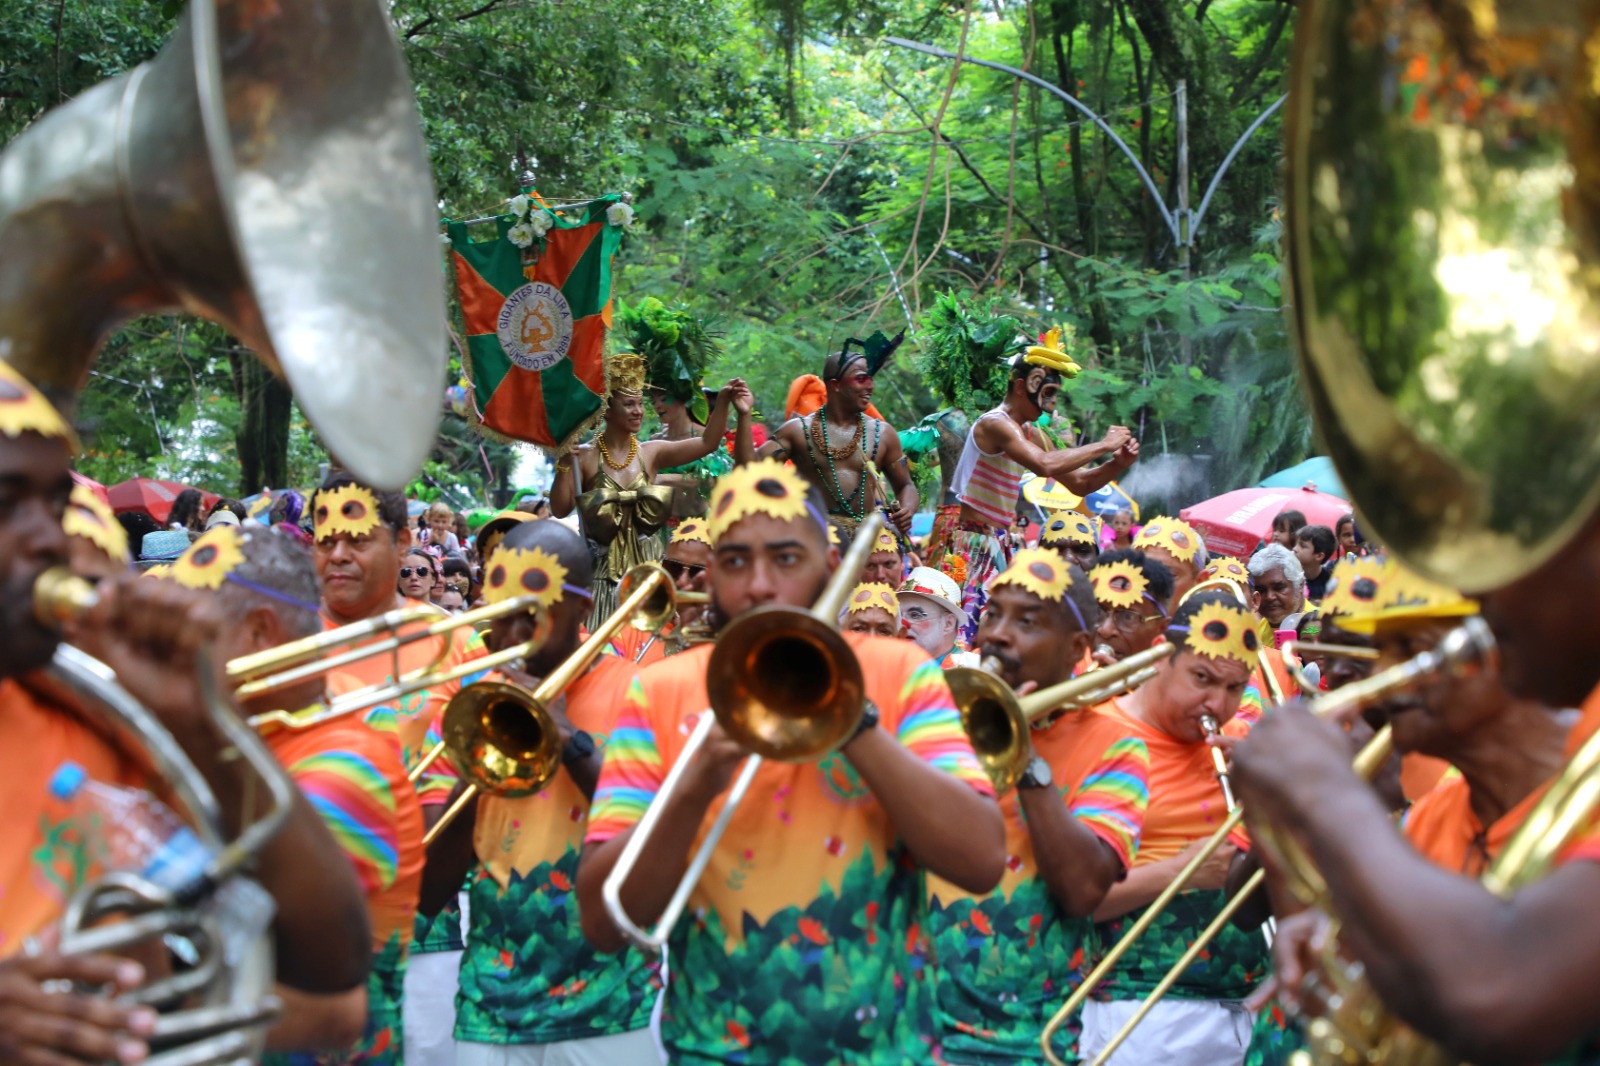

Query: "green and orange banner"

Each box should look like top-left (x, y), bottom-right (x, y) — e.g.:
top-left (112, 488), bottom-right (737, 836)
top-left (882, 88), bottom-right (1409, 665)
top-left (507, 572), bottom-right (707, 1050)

top-left (446, 195), bottom-right (628, 449)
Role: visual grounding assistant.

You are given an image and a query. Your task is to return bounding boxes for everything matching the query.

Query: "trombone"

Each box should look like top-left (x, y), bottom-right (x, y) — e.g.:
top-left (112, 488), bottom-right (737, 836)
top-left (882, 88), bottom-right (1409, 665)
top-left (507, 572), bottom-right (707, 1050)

top-left (601, 513), bottom-right (885, 951)
top-left (952, 644), bottom-right (1176, 793)
top-left (412, 562), bottom-right (681, 844)
top-left (1040, 617), bottom-right (1497, 1066)
top-left (238, 593), bottom-right (554, 735)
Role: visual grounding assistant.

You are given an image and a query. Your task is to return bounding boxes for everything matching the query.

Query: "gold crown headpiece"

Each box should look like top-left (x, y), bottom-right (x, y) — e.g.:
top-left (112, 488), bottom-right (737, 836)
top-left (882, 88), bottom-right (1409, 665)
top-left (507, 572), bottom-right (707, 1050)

top-left (606, 351), bottom-right (648, 398)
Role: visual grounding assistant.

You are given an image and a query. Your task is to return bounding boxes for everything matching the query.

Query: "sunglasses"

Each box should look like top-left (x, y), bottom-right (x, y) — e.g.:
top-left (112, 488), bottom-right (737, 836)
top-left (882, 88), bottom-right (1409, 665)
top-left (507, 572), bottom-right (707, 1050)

top-left (443, 582), bottom-right (468, 595)
top-left (399, 567), bottom-right (435, 579)
top-left (663, 560), bottom-right (706, 580)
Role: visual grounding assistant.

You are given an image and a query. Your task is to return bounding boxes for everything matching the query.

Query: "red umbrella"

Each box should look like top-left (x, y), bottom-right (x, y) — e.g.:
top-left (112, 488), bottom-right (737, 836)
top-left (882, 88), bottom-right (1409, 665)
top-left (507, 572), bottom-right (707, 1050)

top-left (70, 471), bottom-right (109, 506)
top-left (107, 477), bottom-right (219, 524)
top-left (1180, 486), bottom-right (1351, 560)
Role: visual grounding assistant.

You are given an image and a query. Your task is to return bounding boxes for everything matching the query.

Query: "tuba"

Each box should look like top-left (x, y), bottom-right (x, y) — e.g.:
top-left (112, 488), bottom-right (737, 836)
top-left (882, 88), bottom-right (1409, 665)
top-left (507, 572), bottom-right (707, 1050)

top-left (0, 0), bottom-right (447, 489)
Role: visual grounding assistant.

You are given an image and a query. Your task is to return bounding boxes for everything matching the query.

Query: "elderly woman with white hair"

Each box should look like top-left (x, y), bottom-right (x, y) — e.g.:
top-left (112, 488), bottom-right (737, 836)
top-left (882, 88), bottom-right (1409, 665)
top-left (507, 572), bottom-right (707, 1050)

top-left (1247, 542), bottom-right (1305, 634)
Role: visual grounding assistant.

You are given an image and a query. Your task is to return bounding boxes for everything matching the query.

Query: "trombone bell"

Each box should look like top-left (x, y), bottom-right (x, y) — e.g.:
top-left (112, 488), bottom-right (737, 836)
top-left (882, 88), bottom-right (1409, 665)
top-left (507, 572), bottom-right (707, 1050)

top-left (440, 681), bottom-right (563, 799)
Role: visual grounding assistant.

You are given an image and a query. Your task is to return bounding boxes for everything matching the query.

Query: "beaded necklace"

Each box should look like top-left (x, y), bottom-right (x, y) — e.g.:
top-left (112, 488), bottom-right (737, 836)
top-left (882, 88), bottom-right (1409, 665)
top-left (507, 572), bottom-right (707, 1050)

top-left (597, 433), bottom-right (639, 471)
top-left (805, 406), bottom-right (875, 520)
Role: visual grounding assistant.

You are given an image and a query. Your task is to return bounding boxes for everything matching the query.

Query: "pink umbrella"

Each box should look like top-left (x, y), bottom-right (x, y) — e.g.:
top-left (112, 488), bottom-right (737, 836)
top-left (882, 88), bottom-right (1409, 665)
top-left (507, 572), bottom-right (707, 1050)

top-left (106, 477), bottom-right (219, 524)
top-left (70, 470), bottom-right (109, 506)
top-left (1180, 486), bottom-right (1351, 560)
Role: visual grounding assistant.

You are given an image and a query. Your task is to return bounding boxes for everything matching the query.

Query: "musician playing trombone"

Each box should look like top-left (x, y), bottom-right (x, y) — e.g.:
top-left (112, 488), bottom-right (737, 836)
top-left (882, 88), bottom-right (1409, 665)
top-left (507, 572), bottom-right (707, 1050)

top-left (165, 524), bottom-right (426, 1065)
top-left (1234, 546), bottom-right (1600, 1065)
top-left (0, 362), bottom-right (371, 1065)
top-left (1078, 591), bottom-right (1267, 1066)
top-left (420, 520), bottom-right (663, 1066)
top-left (576, 459), bottom-right (1003, 1063)
top-left (927, 548), bottom-right (1152, 1064)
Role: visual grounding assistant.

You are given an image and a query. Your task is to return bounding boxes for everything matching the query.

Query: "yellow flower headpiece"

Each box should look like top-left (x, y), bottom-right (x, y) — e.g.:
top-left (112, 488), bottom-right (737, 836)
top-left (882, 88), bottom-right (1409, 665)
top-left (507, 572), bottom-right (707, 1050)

top-left (170, 527), bottom-right (247, 591)
top-left (1024, 326), bottom-right (1083, 378)
top-left (1179, 600), bottom-right (1261, 668)
top-left (1092, 558), bottom-right (1151, 611)
top-left (0, 361), bottom-right (79, 450)
top-left (143, 563), bottom-right (173, 578)
top-left (872, 527), bottom-right (900, 555)
top-left (64, 483), bottom-right (129, 562)
top-left (708, 458), bottom-right (814, 541)
top-left (314, 485), bottom-right (383, 542)
top-left (1041, 510), bottom-right (1100, 547)
top-left (1199, 557), bottom-right (1251, 589)
top-left (828, 522), bottom-right (841, 548)
top-left (670, 519), bottom-right (713, 546)
top-left (845, 582), bottom-right (899, 615)
top-left (1135, 517), bottom-right (1203, 565)
top-left (1323, 555), bottom-right (1476, 633)
top-left (993, 547), bottom-right (1075, 603)
top-left (607, 351), bottom-right (648, 398)
top-left (483, 545), bottom-right (569, 609)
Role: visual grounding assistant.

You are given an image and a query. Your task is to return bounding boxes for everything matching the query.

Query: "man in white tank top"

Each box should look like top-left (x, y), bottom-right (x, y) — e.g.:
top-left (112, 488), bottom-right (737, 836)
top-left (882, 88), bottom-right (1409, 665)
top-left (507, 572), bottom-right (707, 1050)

top-left (932, 336), bottom-right (1139, 639)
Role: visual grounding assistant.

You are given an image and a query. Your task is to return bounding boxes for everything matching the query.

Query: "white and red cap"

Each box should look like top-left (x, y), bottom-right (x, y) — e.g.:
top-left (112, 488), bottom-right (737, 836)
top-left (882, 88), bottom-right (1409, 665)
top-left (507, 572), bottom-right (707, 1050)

top-left (896, 566), bottom-right (968, 624)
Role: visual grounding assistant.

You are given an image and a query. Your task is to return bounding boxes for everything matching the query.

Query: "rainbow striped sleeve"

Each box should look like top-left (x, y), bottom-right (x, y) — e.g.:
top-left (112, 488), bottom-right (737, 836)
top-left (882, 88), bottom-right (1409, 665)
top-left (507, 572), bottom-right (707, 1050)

top-left (1235, 681), bottom-right (1266, 727)
top-left (584, 678), bottom-right (665, 844)
top-left (287, 748), bottom-right (401, 895)
top-left (1068, 736), bottom-right (1150, 871)
top-left (894, 659), bottom-right (995, 797)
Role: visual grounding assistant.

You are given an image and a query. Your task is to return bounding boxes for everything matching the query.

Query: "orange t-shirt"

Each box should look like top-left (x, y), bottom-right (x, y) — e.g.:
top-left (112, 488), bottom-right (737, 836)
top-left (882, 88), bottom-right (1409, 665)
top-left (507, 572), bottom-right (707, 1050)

top-left (605, 623), bottom-right (668, 669)
top-left (1399, 753), bottom-right (1451, 803)
top-left (1402, 772), bottom-right (1548, 877)
top-left (1095, 699), bottom-right (1248, 864)
top-left (1566, 682), bottom-right (1600, 759)
top-left (0, 681), bottom-right (147, 955)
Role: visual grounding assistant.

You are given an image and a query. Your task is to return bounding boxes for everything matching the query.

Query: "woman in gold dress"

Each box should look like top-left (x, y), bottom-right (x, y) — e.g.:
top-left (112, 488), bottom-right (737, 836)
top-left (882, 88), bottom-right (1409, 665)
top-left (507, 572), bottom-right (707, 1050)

top-left (550, 351), bottom-right (752, 625)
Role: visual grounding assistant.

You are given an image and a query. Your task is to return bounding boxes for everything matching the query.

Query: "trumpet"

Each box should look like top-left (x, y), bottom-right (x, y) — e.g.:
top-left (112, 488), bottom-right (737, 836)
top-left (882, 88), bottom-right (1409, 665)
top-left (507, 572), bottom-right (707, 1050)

top-left (413, 562), bottom-right (681, 845)
top-left (1040, 617), bottom-right (1497, 1066)
top-left (601, 513), bottom-right (885, 951)
top-left (1200, 714), bottom-right (1236, 811)
top-left (953, 644), bottom-right (1176, 794)
top-left (629, 590), bottom-right (711, 662)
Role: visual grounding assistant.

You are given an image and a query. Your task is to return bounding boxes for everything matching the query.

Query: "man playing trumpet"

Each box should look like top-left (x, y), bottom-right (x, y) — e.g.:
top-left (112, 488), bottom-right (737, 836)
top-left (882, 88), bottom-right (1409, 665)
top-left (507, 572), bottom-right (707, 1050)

top-left (577, 458), bottom-right (1003, 1062)
top-left (927, 548), bottom-right (1151, 1064)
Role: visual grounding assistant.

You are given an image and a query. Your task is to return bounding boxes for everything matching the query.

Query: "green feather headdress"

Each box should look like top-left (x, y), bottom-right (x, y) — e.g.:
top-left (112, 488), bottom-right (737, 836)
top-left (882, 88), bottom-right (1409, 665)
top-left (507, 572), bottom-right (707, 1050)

top-left (618, 296), bottom-right (724, 422)
top-left (916, 291), bottom-right (1027, 412)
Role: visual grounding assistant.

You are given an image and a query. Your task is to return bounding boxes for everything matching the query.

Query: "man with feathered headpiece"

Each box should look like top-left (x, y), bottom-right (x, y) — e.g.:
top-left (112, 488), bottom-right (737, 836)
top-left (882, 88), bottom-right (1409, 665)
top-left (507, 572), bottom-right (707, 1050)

top-left (917, 291), bottom-right (1140, 641)
top-left (755, 329), bottom-right (919, 540)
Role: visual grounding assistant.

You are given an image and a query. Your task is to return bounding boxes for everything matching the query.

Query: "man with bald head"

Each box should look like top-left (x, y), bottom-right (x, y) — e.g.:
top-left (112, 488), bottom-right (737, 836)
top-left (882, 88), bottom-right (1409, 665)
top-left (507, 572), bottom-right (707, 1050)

top-left (423, 518), bottom-right (662, 1064)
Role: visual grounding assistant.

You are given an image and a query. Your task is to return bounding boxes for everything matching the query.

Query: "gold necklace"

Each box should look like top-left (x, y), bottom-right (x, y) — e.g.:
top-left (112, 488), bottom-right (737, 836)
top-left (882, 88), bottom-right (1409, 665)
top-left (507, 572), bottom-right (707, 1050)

top-left (597, 433), bottom-right (639, 470)
top-left (809, 407), bottom-right (862, 461)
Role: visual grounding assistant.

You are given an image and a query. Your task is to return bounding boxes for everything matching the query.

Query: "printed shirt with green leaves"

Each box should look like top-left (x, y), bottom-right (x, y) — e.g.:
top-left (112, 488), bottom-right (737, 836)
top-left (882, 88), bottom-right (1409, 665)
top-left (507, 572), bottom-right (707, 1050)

top-left (927, 708), bottom-right (1150, 1065)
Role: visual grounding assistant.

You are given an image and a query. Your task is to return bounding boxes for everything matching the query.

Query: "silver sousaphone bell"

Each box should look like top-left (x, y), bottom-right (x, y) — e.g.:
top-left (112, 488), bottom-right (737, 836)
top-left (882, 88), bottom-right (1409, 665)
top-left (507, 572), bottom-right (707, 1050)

top-left (0, 0), bottom-right (447, 489)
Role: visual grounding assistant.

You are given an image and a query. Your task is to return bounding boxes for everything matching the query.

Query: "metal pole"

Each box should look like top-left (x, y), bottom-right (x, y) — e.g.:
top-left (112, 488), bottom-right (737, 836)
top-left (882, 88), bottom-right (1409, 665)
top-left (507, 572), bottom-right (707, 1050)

top-left (1175, 80), bottom-right (1191, 279)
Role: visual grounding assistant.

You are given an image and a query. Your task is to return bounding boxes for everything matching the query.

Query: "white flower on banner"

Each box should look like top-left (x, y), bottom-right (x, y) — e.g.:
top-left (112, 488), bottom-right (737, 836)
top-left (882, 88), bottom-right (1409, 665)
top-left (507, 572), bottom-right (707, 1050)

top-left (509, 194), bottom-right (531, 218)
top-left (606, 201), bottom-right (635, 229)
top-left (506, 222), bottom-right (535, 249)
top-left (438, 232), bottom-right (452, 246)
top-left (528, 211), bottom-right (554, 238)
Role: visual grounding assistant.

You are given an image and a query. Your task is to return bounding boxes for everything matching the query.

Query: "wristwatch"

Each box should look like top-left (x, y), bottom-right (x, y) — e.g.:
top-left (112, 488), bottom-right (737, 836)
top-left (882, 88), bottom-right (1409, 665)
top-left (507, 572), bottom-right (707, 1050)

top-left (1017, 755), bottom-right (1054, 791)
top-left (561, 730), bottom-right (596, 766)
top-left (848, 701), bottom-right (881, 744)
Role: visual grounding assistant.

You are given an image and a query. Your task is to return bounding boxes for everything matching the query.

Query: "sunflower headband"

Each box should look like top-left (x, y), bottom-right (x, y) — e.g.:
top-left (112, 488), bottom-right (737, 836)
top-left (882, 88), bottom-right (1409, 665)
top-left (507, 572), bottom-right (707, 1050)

top-left (1023, 326), bottom-right (1083, 377)
top-left (1091, 558), bottom-right (1166, 617)
top-left (482, 545), bottom-right (593, 608)
top-left (708, 459), bottom-right (828, 542)
top-left (670, 519), bottom-right (712, 546)
top-left (1134, 518), bottom-right (1203, 565)
top-left (167, 527), bottom-right (322, 613)
top-left (1321, 555), bottom-right (1475, 633)
top-left (1167, 600), bottom-right (1259, 668)
top-left (314, 485), bottom-right (384, 542)
top-left (1041, 510), bottom-right (1100, 547)
top-left (872, 527), bottom-right (900, 555)
top-left (845, 582), bottom-right (899, 616)
top-left (0, 361), bottom-right (78, 450)
top-left (990, 548), bottom-right (1087, 631)
top-left (64, 483), bottom-right (129, 563)
top-left (1199, 557), bottom-right (1251, 591)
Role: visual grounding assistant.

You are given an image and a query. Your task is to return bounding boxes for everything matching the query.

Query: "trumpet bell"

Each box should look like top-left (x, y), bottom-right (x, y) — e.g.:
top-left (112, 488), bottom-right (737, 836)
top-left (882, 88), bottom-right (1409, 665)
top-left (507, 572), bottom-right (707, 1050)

top-left (440, 681), bottom-right (563, 798)
top-left (706, 607), bottom-right (864, 761)
top-left (1285, 0), bottom-right (1600, 591)
top-left (618, 563), bottom-right (678, 634)
top-left (947, 667), bottom-right (1030, 794)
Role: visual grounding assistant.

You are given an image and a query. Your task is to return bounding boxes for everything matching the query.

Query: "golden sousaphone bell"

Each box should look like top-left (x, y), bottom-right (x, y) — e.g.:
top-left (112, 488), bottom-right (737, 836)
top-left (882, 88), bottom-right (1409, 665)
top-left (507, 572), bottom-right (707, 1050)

top-left (0, 0), bottom-right (446, 489)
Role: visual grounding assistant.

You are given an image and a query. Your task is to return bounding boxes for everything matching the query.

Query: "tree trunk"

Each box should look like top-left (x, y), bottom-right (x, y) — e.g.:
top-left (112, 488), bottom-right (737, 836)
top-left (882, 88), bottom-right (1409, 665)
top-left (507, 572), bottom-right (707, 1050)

top-left (231, 351), bottom-right (293, 497)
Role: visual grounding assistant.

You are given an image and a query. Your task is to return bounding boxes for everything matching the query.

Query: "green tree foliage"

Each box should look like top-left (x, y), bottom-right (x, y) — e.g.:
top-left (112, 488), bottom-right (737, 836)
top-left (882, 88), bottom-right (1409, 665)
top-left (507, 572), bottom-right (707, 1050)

top-left (2, 0), bottom-right (1309, 508)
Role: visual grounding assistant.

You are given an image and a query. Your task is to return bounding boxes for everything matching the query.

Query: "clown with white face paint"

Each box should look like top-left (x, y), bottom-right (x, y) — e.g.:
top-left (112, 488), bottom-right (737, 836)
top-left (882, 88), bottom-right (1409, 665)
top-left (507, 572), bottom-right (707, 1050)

top-left (897, 566), bottom-right (979, 669)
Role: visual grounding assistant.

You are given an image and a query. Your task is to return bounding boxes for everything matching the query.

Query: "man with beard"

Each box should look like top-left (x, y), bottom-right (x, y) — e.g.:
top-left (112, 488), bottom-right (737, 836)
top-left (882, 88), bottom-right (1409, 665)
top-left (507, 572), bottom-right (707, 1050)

top-left (1088, 550), bottom-right (1174, 666)
top-left (1233, 515), bottom-right (1600, 1064)
top-left (757, 336), bottom-right (918, 537)
top-left (1079, 591), bottom-right (1267, 1066)
top-left (577, 458), bottom-right (1002, 1062)
top-left (896, 566), bottom-right (978, 669)
top-left (926, 548), bottom-right (1151, 1064)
